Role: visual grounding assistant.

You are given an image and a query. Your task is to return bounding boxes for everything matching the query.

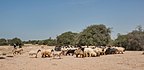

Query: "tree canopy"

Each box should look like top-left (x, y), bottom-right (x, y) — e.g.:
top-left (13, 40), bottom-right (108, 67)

top-left (114, 25), bottom-right (144, 51)
top-left (75, 24), bottom-right (111, 46)
top-left (57, 31), bottom-right (77, 46)
top-left (0, 37), bottom-right (23, 46)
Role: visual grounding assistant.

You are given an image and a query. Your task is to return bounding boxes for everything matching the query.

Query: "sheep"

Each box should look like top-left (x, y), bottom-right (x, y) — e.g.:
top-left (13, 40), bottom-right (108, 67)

top-left (41, 49), bottom-right (52, 58)
top-left (29, 49), bottom-right (41, 58)
top-left (105, 47), bottom-right (118, 55)
top-left (93, 47), bottom-right (101, 56)
top-left (115, 47), bottom-right (125, 54)
top-left (66, 49), bottom-right (75, 56)
top-left (61, 47), bottom-right (68, 55)
top-left (90, 51), bottom-right (97, 57)
top-left (103, 46), bottom-right (109, 55)
top-left (74, 48), bottom-right (85, 58)
top-left (88, 46), bottom-right (96, 49)
top-left (51, 49), bottom-right (63, 59)
top-left (65, 48), bottom-right (77, 56)
top-left (84, 48), bottom-right (97, 57)
top-left (54, 46), bottom-right (62, 51)
top-left (13, 48), bottom-right (23, 55)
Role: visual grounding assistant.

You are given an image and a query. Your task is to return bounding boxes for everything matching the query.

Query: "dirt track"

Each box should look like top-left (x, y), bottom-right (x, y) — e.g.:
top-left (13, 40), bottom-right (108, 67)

top-left (0, 46), bottom-right (144, 70)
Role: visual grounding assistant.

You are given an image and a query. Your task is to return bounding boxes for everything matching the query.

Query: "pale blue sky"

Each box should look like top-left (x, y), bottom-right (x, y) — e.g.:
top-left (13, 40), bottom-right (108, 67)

top-left (0, 0), bottom-right (144, 41)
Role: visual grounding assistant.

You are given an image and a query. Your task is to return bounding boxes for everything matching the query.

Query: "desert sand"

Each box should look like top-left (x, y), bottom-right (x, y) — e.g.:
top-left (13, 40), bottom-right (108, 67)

top-left (0, 45), bottom-right (144, 70)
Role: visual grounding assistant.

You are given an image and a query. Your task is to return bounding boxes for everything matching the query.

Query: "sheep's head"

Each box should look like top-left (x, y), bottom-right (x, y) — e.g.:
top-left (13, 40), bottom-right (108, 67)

top-left (37, 49), bottom-right (41, 52)
top-left (51, 49), bottom-right (54, 52)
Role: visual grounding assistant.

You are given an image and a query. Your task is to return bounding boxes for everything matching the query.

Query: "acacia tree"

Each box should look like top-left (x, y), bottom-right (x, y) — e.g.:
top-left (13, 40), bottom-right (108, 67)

top-left (114, 25), bottom-right (144, 51)
top-left (114, 33), bottom-right (127, 48)
top-left (57, 31), bottom-right (77, 46)
top-left (0, 38), bottom-right (8, 46)
top-left (43, 37), bottom-right (57, 46)
top-left (8, 37), bottom-right (23, 46)
top-left (76, 24), bottom-right (111, 46)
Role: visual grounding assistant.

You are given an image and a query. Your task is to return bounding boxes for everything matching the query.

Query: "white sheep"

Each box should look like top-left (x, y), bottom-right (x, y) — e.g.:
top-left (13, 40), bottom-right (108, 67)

top-left (90, 51), bottom-right (97, 57)
top-left (51, 50), bottom-right (63, 59)
top-left (41, 49), bottom-right (52, 58)
top-left (93, 48), bottom-right (101, 56)
top-left (74, 48), bottom-right (85, 58)
top-left (88, 46), bottom-right (96, 49)
top-left (61, 47), bottom-right (68, 55)
top-left (84, 48), bottom-right (97, 57)
top-left (114, 47), bottom-right (125, 54)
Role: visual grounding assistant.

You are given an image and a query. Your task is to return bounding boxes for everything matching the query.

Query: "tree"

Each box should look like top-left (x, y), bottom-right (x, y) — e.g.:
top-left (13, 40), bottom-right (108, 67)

top-left (45, 37), bottom-right (57, 46)
top-left (57, 31), bottom-right (78, 46)
top-left (113, 34), bottom-right (127, 48)
top-left (114, 25), bottom-right (144, 51)
top-left (8, 37), bottom-right (23, 46)
top-left (76, 24), bottom-right (111, 46)
top-left (126, 30), bottom-right (144, 50)
top-left (0, 38), bottom-right (8, 46)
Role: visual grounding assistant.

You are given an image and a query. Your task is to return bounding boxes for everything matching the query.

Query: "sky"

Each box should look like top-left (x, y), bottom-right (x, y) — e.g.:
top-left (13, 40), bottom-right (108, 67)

top-left (0, 0), bottom-right (144, 41)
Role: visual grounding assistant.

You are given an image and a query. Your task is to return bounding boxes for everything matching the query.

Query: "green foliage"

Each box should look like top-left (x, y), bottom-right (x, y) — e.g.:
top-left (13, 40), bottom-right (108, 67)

top-left (0, 38), bottom-right (8, 46)
top-left (23, 37), bottom-right (57, 46)
top-left (114, 25), bottom-right (144, 51)
top-left (8, 37), bottom-right (23, 46)
top-left (57, 31), bottom-right (77, 46)
top-left (0, 37), bottom-right (23, 46)
top-left (76, 24), bottom-right (111, 46)
top-left (42, 38), bottom-right (57, 46)
top-left (114, 34), bottom-right (128, 47)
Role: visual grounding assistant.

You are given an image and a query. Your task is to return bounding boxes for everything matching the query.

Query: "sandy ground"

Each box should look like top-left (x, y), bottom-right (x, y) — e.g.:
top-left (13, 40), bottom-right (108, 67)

top-left (0, 45), bottom-right (144, 70)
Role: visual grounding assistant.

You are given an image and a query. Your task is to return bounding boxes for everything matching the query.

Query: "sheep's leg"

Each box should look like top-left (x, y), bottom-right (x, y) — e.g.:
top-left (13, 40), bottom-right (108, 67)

top-left (35, 54), bottom-right (37, 58)
top-left (14, 52), bottom-right (16, 55)
top-left (72, 53), bottom-right (74, 56)
top-left (53, 55), bottom-right (55, 59)
top-left (121, 51), bottom-right (123, 54)
top-left (84, 53), bottom-right (86, 57)
top-left (87, 53), bottom-right (89, 57)
top-left (35, 53), bottom-right (38, 58)
top-left (20, 52), bottom-right (22, 55)
top-left (41, 54), bottom-right (43, 58)
top-left (13, 52), bottom-right (15, 55)
top-left (89, 53), bottom-right (91, 57)
top-left (86, 53), bottom-right (89, 57)
top-left (17, 51), bottom-right (19, 55)
top-left (76, 54), bottom-right (78, 57)
top-left (42, 54), bottom-right (45, 58)
top-left (59, 55), bottom-right (61, 59)
top-left (82, 54), bottom-right (84, 58)
top-left (80, 54), bottom-right (82, 58)
top-left (103, 52), bottom-right (105, 55)
top-left (13, 51), bottom-right (18, 55)
top-left (81, 55), bottom-right (83, 58)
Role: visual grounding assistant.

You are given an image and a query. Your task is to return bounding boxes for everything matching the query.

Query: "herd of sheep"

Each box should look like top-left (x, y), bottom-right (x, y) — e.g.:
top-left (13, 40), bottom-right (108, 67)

top-left (11, 46), bottom-right (126, 59)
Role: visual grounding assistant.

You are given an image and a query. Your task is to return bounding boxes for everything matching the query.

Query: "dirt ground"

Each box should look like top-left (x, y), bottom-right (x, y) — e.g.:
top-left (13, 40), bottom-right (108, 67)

top-left (0, 45), bottom-right (144, 70)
